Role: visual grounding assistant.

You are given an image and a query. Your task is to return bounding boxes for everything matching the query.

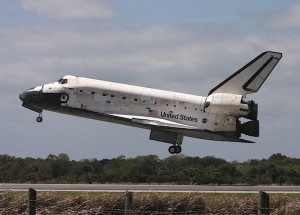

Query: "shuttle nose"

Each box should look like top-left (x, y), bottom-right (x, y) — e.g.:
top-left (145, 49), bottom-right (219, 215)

top-left (19, 91), bottom-right (28, 102)
top-left (19, 87), bottom-right (43, 102)
top-left (19, 89), bottom-right (44, 114)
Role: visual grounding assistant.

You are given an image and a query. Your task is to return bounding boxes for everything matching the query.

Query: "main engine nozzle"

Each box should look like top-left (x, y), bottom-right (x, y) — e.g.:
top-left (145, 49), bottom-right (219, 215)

top-left (244, 100), bottom-right (258, 120)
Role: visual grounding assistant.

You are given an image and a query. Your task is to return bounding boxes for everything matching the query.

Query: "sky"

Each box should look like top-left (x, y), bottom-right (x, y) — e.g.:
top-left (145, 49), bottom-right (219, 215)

top-left (1, 0), bottom-right (300, 161)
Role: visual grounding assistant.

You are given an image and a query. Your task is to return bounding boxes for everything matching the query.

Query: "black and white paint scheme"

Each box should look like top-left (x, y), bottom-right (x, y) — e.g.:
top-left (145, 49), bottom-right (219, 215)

top-left (19, 51), bottom-right (282, 154)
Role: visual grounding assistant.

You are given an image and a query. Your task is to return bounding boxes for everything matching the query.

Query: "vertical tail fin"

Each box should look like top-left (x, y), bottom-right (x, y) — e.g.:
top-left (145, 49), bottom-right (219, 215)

top-left (209, 51), bottom-right (282, 97)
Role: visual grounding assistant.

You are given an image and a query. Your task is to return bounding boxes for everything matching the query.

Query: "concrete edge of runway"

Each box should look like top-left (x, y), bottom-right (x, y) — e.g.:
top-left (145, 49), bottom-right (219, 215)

top-left (1, 184), bottom-right (300, 193)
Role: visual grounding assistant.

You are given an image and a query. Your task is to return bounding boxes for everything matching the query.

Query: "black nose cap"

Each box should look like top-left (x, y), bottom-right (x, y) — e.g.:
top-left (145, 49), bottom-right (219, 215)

top-left (19, 90), bottom-right (34, 102)
top-left (19, 91), bottom-right (26, 102)
top-left (19, 89), bottom-right (43, 103)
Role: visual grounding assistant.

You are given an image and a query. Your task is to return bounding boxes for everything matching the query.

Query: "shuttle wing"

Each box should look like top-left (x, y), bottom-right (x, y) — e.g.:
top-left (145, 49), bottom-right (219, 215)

top-left (110, 114), bottom-right (241, 144)
top-left (111, 114), bottom-right (197, 129)
top-left (208, 51), bottom-right (282, 97)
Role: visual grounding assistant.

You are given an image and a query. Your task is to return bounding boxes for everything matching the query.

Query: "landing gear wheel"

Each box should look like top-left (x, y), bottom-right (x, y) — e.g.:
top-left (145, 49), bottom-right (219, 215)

top-left (175, 146), bottom-right (182, 154)
top-left (36, 113), bottom-right (43, 123)
top-left (168, 146), bottom-right (182, 154)
top-left (168, 146), bottom-right (177, 154)
top-left (36, 117), bottom-right (43, 123)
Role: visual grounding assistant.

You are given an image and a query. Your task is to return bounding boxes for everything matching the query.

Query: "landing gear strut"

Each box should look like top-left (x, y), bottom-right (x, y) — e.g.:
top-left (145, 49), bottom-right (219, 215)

top-left (149, 129), bottom-right (183, 154)
top-left (36, 113), bottom-right (43, 123)
top-left (168, 145), bottom-right (182, 154)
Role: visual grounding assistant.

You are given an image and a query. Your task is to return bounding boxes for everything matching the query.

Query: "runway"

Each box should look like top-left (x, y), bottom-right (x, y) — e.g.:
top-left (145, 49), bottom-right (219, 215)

top-left (1, 184), bottom-right (300, 193)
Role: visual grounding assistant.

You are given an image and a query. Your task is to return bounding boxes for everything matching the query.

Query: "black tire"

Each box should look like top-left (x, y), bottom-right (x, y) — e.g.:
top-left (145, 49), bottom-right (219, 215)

top-left (175, 146), bottom-right (182, 154)
top-left (36, 117), bottom-right (43, 123)
top-left (168, 146), bottom-right (176, 154)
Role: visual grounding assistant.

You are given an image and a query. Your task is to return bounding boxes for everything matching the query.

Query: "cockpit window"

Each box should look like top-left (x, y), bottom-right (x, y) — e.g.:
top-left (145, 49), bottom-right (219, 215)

top-left (58, 78), bottom-right (68, 84)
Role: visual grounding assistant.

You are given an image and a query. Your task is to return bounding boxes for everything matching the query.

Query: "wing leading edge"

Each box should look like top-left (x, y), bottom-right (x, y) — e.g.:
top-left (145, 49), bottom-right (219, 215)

top-left (110, 114), bottom-right (197, 129)
top-left (208, 51), bottom-right (282, 97)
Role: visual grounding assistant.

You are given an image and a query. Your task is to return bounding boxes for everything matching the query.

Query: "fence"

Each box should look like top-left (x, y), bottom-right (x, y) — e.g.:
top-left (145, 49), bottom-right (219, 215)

top-left (26, 188), bottom-right (271, 215)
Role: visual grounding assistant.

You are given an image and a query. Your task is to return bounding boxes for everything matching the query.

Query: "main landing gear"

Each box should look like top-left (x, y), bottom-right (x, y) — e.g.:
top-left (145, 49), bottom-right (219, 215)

top-left (168, 145), bottom-right (182, 154)
top-left (36, 113), bottom-right (43, 123)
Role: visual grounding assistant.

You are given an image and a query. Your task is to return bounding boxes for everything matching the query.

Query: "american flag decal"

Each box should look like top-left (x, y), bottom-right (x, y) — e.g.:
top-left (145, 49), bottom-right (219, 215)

top-left (148, 109), bottom-right (158, 117)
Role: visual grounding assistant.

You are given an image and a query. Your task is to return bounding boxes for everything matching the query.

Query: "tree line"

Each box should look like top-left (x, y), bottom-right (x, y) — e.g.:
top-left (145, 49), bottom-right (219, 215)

top-left (0, 153), bottom-right (299, 185)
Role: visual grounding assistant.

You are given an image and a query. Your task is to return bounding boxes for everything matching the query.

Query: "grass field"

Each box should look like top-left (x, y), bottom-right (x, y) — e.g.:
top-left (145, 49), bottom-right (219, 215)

top-left (2, 190), bottom-right (300, 214)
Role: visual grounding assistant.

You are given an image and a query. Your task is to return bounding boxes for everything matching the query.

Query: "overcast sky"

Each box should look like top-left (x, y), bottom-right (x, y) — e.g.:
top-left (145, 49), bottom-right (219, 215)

top-left (1, 0), bottom-right (299, 161)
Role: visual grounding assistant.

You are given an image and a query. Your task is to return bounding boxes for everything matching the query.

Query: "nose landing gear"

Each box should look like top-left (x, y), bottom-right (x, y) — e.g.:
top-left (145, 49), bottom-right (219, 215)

top-left (36, 113), bottom-right (43, 123)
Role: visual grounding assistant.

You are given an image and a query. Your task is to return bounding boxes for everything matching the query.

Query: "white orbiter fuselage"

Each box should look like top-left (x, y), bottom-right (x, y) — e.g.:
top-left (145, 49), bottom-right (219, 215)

top-left (19, 51), bottom-right (282, 154)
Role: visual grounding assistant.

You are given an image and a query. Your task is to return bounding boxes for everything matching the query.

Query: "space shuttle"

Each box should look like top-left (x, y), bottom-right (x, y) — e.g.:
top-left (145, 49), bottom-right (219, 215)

top-left (19, 51), bottom-right (282, 154)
